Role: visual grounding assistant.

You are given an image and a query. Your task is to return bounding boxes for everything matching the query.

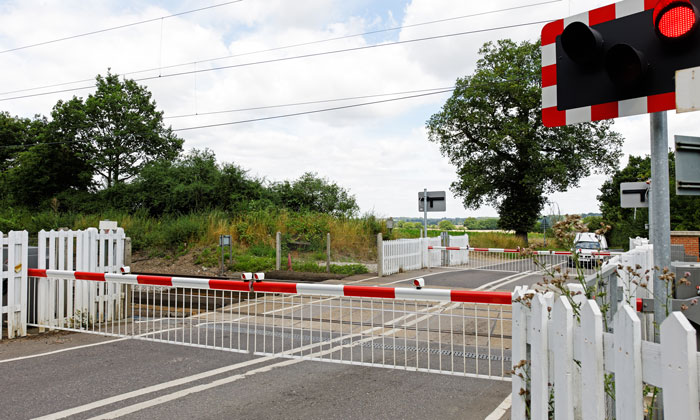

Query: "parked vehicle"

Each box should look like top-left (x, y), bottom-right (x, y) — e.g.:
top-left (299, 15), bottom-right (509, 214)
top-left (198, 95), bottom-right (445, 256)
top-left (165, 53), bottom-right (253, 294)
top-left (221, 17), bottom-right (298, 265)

top-left (567, 232), bottom-right (609, 267)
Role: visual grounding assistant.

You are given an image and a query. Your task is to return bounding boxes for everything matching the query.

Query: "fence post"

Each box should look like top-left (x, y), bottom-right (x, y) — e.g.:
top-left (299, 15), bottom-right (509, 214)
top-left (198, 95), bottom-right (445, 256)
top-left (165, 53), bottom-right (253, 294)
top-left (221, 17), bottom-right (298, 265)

top-left (6, 231), bottom-right (28, 339)
top-left (276, 232), bottom-right (281, 271)
top-left (614, 305), bottom-right (643, 420)
top-left (552, 296), bottom-right (574, 420)
top-left (326, 233), bottom-right (331, 273)
top-left (377, 233), bottom-right (383, 277)
top-left (511, 286), bottom-right (529, 420)
top-left (37, 230), bottom-right (47, 332)
top-left (581, 299), bottom-right (605, 420)
top-left (531, 293), bottom-right (551, 420)
top-left (661, 312), bottom-right (700, 420)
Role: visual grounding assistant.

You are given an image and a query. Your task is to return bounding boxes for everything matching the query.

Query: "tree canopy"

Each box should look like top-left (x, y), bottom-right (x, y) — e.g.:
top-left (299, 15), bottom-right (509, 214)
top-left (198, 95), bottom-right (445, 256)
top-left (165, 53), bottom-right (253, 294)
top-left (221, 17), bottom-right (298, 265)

top-left (426, 39), bottom-right (624, 243)
top-left (50, 72), bottom-right (183, 188)
top-left (599, 152), bottom-right (700, 246)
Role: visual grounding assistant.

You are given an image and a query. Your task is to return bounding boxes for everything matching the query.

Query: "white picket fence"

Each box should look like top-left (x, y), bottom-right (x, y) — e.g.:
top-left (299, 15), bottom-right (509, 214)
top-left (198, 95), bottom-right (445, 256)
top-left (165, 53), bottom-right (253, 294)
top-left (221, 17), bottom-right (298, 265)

top-left (35, 228), bottom-right (125, 330)
top-left (380, 235), bottom-right (468, 276)
top-left (512, 286), bottom-right (700, 420)
top-left (1, 231), bottom-right (29, 340)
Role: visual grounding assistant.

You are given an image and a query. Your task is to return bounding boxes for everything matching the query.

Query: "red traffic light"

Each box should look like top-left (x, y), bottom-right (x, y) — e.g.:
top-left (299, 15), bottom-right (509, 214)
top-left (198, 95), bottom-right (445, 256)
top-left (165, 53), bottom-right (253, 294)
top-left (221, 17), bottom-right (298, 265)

top-left (654, 0), bottom-right (698, 40)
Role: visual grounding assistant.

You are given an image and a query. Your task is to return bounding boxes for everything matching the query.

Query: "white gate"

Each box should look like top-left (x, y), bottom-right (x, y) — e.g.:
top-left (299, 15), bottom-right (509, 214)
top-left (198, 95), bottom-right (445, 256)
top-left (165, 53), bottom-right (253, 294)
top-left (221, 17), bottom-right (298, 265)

top-left (35, 228), bottom-right (125, 330)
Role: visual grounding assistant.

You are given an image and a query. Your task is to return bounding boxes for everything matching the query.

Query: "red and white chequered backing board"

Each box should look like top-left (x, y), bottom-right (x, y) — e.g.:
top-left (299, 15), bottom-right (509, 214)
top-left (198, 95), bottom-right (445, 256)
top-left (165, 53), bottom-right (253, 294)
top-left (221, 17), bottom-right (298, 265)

top-left (541, 0), bottom-right (676, 127)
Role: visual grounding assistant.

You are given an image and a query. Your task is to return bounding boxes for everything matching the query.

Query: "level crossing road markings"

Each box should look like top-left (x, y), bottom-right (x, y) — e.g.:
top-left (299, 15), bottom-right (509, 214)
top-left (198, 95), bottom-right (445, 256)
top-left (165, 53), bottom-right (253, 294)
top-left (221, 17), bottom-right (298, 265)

top-left (34, 296), bottom-right (471, 420)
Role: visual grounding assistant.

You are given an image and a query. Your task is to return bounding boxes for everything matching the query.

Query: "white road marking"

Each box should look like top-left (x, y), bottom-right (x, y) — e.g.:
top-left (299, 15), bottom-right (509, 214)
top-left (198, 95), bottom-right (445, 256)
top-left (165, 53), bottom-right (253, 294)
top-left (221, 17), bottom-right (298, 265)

top-left (474, 271), bottom-right (533, 291)
top-left (0, 326), bottom-right (183, 364)
top-left (0, 337), bottom-right (128, 364)
top-left (484, 394), bottom-right (511, 420)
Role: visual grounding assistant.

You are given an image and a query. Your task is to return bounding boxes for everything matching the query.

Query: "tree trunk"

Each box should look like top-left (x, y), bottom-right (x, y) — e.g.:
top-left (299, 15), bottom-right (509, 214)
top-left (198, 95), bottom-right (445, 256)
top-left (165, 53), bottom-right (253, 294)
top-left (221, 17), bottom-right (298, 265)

top-left (515, 230), bottom-right (528, 246)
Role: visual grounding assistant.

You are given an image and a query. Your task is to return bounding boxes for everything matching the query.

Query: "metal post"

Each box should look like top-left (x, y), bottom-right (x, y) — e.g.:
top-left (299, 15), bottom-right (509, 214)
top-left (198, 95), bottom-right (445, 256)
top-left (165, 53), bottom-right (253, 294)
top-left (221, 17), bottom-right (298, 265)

top-left (423, 188), bottom-right (428, 238)
top-left (326, 233), bottom-right (331, 273)
top-left (377, 233), bottom-right (383, 277)
top-left (276, 232), bottom-right (281, 271)
top-left (650, 111), bottom-right (672, 340)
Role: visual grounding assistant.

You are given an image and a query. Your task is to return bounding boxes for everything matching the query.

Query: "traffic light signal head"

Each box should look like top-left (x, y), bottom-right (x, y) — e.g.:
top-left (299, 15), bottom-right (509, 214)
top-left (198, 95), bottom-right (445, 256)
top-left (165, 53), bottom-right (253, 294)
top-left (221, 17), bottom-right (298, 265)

top-left (541, 0), bottom-right (700, 127)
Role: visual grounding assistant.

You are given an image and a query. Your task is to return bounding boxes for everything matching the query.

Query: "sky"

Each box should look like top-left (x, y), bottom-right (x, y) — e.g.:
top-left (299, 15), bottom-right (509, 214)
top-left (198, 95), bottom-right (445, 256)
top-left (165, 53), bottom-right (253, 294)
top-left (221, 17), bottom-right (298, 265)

top-left (1, 0), bottom-right (699, 219)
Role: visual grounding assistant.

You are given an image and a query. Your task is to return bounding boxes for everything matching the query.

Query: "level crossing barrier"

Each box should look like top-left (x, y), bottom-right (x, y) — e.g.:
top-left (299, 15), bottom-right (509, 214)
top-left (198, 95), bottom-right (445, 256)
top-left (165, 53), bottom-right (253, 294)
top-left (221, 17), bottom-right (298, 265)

top-left (26, 268), bottom-right (514, 381)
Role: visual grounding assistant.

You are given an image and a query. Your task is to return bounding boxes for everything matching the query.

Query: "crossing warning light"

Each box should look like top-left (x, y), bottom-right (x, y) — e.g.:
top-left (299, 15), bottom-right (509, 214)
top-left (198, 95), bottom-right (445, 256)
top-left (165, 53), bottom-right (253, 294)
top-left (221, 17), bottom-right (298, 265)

top-left (654, 0), bottom-right (698, 40)
top-left (541, 0), bottom-right (700, 127)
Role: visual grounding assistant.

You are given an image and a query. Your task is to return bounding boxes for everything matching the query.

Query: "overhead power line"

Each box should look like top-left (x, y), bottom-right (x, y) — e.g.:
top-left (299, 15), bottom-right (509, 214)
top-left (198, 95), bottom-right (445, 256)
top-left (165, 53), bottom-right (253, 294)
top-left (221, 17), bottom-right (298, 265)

top-left (0, 18), bottom-right (550, 102)
top-left (164, 86), bottom-right (455, 119)
top-left (0, 0), bottom-right (245, 55)
top-left (171, 88), bottom-right (455, 132)
top-left (0, 88), bottom-right (455, 150)
top-left (0, 0), bottom-right (562, 96)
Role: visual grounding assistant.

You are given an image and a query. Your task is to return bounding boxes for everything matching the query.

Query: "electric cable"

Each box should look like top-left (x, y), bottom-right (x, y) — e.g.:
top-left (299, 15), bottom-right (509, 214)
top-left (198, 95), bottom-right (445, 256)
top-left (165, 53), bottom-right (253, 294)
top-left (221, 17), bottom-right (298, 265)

top-left (0, 18), bottom-right (550, 102)
top-left (0, 0), bottom-right (245, 55)
top-left (0, 0), bottom-right (562, 96)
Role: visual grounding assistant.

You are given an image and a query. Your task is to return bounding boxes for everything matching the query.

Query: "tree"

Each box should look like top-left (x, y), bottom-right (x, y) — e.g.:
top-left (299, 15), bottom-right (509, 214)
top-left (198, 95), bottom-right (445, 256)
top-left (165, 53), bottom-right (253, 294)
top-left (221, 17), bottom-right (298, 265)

top-left (426, 40), bottom-right (623, 244)
top-left (598, 152), bottom-right (700, 246)
top-left (51, 71), bottom-right (183, 188)
top-left (438, 220), bottom-right (455, 230)
top-left (0, 115), bottom-right (93, 208)
top-left (270, 172), bottom-right (359, 217)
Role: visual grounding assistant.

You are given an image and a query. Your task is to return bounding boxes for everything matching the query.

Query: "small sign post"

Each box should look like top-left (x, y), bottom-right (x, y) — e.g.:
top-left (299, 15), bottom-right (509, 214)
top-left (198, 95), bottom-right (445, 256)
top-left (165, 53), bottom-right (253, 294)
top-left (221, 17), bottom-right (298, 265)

top-left (418, 190), bottom-right (446, 237)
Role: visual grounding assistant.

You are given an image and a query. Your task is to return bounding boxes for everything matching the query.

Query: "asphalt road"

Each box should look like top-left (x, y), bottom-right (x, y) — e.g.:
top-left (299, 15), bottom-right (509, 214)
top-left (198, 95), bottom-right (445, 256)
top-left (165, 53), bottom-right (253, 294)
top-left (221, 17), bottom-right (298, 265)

top-left (0, 266), bottom-right (534, 420)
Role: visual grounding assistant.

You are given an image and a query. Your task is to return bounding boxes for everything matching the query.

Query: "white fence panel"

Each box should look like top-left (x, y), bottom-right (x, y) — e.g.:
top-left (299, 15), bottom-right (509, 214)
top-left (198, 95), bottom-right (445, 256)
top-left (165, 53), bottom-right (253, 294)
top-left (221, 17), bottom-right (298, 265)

top-left (424, 237), bottom-right (441, 268)
top-left (37, 228), bottom-right (125, 329)
top-left (447, 235), bottom-right (469, 266)
top-left (1, 231), bottom-right (29, 339)
top-left (513, 289), bottom-right (700, 420)
top-left (382, 238), bottom-right (423, 276)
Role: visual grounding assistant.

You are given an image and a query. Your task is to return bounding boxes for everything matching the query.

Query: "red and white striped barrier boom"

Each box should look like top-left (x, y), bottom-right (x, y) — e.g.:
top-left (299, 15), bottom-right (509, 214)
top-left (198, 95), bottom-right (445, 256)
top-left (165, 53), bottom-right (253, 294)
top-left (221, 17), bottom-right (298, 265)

top-left (427, 246), bottom-right (620, 256)
top-left (27, 268), bottom-right (513, 305)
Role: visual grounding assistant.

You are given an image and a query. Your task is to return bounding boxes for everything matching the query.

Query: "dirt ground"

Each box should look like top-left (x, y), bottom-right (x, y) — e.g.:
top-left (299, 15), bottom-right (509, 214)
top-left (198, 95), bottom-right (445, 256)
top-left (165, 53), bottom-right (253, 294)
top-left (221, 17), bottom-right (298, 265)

top-left (129, 250), bottom-right (369, 282)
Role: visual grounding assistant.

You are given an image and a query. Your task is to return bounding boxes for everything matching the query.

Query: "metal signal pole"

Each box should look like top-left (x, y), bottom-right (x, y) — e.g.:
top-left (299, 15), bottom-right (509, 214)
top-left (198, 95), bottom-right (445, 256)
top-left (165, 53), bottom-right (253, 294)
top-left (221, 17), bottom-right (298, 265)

top-left (650, 111), bottom-right (672, 340)
top-left (423, 188), bottom-right (428, 238)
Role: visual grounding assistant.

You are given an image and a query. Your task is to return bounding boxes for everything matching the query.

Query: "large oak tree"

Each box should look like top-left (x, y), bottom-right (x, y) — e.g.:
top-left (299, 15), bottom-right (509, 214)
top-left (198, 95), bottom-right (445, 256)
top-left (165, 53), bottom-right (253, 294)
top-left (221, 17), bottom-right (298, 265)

top-left (51, 72), bottom-right (183, 188)
top-left (426, 40), bottom-right (623, 243)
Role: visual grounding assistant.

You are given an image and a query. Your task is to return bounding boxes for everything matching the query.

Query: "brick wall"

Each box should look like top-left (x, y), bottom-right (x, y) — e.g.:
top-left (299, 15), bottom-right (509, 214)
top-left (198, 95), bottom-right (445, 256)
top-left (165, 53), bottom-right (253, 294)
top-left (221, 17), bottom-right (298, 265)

top-left (671, 231), bottom-right (700, 261)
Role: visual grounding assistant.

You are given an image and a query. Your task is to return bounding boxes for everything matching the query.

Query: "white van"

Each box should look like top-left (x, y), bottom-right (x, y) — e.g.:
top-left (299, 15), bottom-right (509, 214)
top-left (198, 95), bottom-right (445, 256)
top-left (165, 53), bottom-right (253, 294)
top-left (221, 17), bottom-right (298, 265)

top-left (567, 232), bottom-right (609, 267)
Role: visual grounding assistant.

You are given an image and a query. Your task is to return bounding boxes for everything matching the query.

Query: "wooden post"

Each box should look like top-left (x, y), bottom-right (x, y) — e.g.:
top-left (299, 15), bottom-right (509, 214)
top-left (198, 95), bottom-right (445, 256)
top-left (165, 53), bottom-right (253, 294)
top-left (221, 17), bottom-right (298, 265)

top-left (614, 305), bottom-right (643, 420)
top-left (326, 233), bottom-right (331, 273)
top-left (552, 296), bottom-right (574, 420)
top-left (275, 232), bottom-right (281, 271)
top-left (661, 312), bottom-right (700, 420)
top-left (581, 299), bottom-right (605, 420)
top-left (530, 293), bottom-right (550, 420)
top-left (510, 286), bottom-right (529, 420)
top-left (377, 233), bottom-right (383, 277)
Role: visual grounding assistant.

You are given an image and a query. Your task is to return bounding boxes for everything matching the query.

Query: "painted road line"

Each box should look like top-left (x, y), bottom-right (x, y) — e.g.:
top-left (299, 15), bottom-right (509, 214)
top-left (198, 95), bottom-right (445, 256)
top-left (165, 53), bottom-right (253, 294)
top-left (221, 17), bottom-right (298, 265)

top-left (484, 394), bottom-right (512, 420)
top-left (474, 271), bottom-right (533, 291)
top-left (0, 326), bottom-right (185, 364)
